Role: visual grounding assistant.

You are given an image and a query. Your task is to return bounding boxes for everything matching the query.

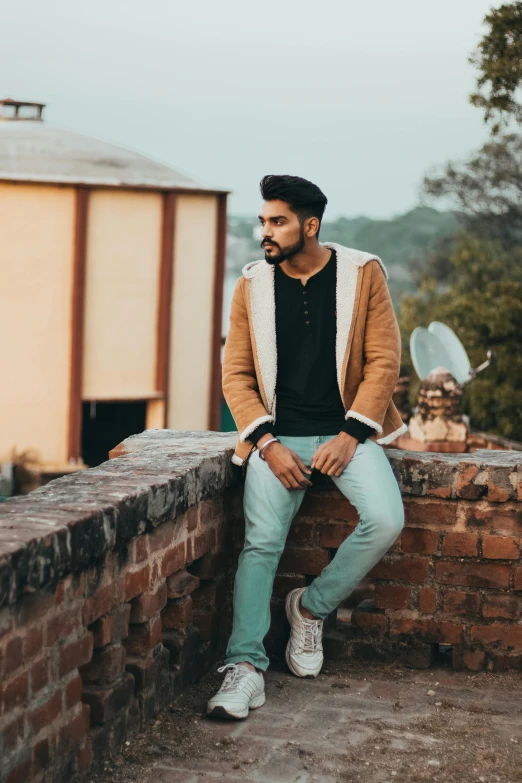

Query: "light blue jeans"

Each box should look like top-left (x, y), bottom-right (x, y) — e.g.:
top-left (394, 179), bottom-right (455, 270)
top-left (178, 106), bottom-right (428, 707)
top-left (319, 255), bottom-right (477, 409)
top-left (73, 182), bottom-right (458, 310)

top-left (225, 434), bottom-right (405, 671)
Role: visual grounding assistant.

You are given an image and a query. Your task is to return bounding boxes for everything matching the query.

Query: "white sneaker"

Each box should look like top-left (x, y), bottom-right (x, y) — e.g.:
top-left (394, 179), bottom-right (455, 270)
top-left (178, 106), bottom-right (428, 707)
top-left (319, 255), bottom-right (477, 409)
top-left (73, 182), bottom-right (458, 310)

top-left (285, 587), bottom-right (324, 678)
top-left (206, 663), bottom-right (265, 719)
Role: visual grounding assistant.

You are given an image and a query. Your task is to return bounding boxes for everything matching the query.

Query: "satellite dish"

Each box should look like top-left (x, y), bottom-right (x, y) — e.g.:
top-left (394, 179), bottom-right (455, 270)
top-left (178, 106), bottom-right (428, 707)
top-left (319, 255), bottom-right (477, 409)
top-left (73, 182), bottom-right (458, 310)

top-left (410, 322), bottom-right (495, 385)
top-left (427, 322), bottom-right (471, 384)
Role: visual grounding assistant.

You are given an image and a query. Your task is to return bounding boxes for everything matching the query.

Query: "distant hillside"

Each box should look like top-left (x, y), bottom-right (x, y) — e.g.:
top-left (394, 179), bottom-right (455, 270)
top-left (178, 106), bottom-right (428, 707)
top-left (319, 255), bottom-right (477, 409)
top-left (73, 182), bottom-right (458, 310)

top-left (227, 206), bottom-right (458, 302)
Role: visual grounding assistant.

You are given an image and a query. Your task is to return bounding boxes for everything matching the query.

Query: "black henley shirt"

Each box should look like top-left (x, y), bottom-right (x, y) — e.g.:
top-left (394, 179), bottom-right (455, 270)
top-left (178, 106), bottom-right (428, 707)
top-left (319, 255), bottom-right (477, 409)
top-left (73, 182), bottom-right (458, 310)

top-left (248, 248), bottom-right (374, 446)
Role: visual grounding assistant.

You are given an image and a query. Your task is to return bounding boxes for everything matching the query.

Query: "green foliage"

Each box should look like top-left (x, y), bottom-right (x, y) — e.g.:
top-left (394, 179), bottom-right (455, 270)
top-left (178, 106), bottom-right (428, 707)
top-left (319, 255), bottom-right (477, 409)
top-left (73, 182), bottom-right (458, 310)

top-left (228, 207), bottom-right (458, 304)
top-left (399, 235), bottom-right (522, 440)
top-left (423, 133), bottom-right (522, 247)
top-left (470, 2), bottom-right (522, 133)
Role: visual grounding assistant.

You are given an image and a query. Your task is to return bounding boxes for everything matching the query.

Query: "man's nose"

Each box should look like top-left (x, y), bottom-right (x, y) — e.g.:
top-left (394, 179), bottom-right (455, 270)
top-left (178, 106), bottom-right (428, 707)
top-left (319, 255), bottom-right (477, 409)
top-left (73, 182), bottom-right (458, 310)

top-left (261, 226), bottom-right (273, 239)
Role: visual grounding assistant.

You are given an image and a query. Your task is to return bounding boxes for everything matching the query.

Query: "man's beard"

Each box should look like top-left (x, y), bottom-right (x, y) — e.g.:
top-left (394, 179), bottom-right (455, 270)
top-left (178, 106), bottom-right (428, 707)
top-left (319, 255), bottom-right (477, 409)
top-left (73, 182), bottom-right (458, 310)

top-left (261, 225), bottom-right (305, 265)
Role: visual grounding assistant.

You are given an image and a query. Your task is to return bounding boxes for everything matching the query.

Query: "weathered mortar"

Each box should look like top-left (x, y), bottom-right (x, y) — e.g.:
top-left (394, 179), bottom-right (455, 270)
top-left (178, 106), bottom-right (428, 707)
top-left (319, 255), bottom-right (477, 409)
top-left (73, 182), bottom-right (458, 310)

top-left (0, 429), bottom-right (521, 783)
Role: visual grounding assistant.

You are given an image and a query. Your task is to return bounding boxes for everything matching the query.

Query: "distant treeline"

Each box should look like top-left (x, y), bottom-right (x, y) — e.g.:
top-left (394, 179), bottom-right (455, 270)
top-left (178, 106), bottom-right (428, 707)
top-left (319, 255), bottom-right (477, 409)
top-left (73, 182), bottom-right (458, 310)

top-left (227, 206), bottom-right (458, 302)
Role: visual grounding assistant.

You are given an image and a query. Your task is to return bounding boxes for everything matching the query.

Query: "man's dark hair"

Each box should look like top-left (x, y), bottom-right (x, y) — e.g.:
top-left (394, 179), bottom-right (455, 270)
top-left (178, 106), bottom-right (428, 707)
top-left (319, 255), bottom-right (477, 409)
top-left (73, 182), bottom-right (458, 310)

top-left (260, 174), bottom-right (328, 235)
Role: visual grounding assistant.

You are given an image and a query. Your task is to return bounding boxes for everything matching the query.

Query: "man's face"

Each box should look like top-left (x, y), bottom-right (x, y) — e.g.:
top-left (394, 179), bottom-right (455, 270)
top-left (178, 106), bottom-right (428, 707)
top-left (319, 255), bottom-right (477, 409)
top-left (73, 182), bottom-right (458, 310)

top-left (258, 199), bottom-right (305, 265)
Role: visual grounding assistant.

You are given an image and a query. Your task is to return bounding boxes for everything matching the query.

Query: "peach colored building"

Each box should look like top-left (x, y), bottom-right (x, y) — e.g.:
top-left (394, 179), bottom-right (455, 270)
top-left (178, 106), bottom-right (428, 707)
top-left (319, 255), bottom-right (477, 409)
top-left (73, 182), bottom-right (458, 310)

top-left (0, 99), bottom-right (227, 469)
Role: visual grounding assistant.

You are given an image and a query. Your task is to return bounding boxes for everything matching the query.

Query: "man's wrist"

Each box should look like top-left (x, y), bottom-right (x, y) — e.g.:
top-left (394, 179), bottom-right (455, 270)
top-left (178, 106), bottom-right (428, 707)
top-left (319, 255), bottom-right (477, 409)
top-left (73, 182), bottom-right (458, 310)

top-left (257, 432), bottom-right (276, 448)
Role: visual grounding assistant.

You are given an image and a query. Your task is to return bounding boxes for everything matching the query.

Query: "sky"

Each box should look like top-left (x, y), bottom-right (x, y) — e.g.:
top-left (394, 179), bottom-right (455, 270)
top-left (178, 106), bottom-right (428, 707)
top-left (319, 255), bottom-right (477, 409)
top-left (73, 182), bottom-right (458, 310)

top-left (1, 0), bottom-right (497, 218)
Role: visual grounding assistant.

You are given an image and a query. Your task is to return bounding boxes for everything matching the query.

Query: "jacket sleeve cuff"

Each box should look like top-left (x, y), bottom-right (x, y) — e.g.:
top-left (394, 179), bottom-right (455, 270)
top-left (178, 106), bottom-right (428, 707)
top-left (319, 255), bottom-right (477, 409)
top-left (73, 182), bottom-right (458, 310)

top-left (239, 414), bottom-right (275, 443)
top-left (341, 418), bottom-right (374, 443)
top-left (247, 422), bottom-right (275, 446)
top-left (345, 409), bottom-right (383, 435)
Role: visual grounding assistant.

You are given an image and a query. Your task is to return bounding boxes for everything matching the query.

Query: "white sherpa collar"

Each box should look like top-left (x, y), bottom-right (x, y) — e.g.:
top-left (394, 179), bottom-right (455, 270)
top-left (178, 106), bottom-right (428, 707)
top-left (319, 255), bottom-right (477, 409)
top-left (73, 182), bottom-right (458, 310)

top-left (242, 243), bottom-right (385, 416)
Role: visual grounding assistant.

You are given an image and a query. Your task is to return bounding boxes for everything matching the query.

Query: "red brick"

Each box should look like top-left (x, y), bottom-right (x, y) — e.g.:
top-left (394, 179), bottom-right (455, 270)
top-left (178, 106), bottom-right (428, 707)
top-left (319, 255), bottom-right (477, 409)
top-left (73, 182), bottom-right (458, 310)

top-left (186, 506), bottom-right (198, 532)
top-left (6, 761), bottom-right (31, 783)
top-left (374, 584), bottom-right (412, 610)
top-left (82, 672), bottom-right (134, 724)
top-left (482, 535), bottom-right (520, 560)
top-left (130, 535), bottom-right (149, 564)
top-left (59, 704), bottom-right (90, 750)
top-left (442, 532), bottom-right (479, 558)
top-left (370, 557), bottom-right (430, 583)
top-left (65, 674), bottom-right (83, 709)
top-left (162, 596), bottom-right (193, 630)
top-left (23, 626), bottom-right (43, 659)
top-left (186, 537), bottom-right (194, 564)
top-left (3, 636), bottom-right (22, 676)
top-left (456, 463), bottom-right (483, 500)
top-left (279, 547), bottom-right (329, 575)
top-left (60, 632), bottom-right (93, 677)
top-left (124, 565), bottom-right (151, 601)
top-left (1, 715), bottom-right (24, 753)
top-left (298, 491), bottom-right (358, 521)
top-left (452, 648), bottom-right (486, 671)
top-left (32, 737), bottom-right (50, 775)
top-left (464, 506), bottom-right (522, 531)
top-left (189, 551), bottom-right (226, 580)
top-left (436, 561), bottom-right (510, 589)
top-left (77, 736), bottom-right (93, 771)
top-left (351, 607), bottom-right (386, 635)
top-left (273, 574), bottom-right (307, 599)
top-left (482, 595), bottom-right (521, 620)
top-left (194, 528), bottom-right (215, 560)
top-left (192, 609), bottom-right (218, 641)
top-left (403, 499), bottom-right (457, 527)
top-left (130, 583), bottom-right (167, 624)
top-left (491, 654), bottom-right (522, 671)
top-left (80, 643), bottom-right (126, 686)
top-left (316, 521), bottom-right (355, 548)
top-left (287, 519), bottom-right (316, 545)
top-left (199, 497), bottom-right (223, 526)
top-left (147, 522), bottom-right (175, 555)
top-left (1, 671), bottom-right (29, 712)
top-left (390, 617), bottom-right (464, 645)
top-left (166, 570), bottom-right (200, 599)
top-left (28, 688), bottom-right (62, 733)
top-left (443, 590), bottom-right (480, 615)
top-left (192, 578), bottom-right (226, 611)
top-left (471, 624), bottom-right (522, 652)
top-left (91, 604), bottom-right (131, 648)
top-left (401, 528), bottom-right (439, 554)
top-left (83, 582), bottom-right (121, 626)
top-left (160, 543), bottom-right (185, 579)
top-left (515, 567), bottom-right (522, 590)
top-left (47, 609), bottom-right (83, 645)
top-left (418, 587), bottom-right (437, 614)
top-left (30, 657), bottom-right (49, 695)
top-left (123, 616), bottom-right (162, 656)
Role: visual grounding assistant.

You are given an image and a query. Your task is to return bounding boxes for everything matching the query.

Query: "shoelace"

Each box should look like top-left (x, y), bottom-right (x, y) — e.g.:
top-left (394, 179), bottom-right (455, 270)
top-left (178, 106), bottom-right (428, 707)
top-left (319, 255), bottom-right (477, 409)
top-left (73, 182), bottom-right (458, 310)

top-left (217, 663), bottom-right (251, 692)
top-left (294, 619), bottom-right (323, 654)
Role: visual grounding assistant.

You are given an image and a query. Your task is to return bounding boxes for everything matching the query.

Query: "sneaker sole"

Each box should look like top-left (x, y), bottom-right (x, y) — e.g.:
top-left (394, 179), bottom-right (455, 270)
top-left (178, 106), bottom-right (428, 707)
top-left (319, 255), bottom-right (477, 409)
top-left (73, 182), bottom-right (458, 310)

top-left (285, 591), bottom-right (322, 679)
top-left (207, 692), bottom-right (266, 720)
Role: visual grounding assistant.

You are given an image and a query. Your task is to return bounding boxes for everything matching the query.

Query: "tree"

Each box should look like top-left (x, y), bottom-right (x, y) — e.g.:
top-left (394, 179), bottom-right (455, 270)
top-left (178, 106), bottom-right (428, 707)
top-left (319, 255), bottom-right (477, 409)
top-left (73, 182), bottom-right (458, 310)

top-left (470, 2), bottom-right (522, 134)
top-left (399, 235), bottom-right (522, 440)
top-left (422, 133), bottom-right (522, 249)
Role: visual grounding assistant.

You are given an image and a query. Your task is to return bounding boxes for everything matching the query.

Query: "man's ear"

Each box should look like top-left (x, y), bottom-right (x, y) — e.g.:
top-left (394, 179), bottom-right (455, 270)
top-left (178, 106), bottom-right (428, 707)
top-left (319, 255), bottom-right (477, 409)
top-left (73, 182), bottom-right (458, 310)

top-left (305, 216), bottom-right (320, 238)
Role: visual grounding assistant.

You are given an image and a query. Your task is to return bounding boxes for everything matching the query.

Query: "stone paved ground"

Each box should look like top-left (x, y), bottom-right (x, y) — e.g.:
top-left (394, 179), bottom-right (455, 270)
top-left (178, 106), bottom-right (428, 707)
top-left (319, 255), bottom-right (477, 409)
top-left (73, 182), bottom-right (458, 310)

top-left (90, 661), bottom-right (522, 783)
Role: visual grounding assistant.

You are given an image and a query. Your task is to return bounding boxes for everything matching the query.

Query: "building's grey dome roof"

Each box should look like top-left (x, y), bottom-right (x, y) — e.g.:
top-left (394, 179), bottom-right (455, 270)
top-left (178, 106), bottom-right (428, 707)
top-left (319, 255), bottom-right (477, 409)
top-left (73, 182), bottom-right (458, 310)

top-left (0, 121), bottom-right (222, 192)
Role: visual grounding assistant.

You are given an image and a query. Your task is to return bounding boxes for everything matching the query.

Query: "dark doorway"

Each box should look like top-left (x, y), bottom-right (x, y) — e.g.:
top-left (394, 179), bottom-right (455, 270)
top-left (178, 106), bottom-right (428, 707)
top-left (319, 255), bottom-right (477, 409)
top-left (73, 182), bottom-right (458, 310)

top-left (81, 401), bottom-right (147, 467)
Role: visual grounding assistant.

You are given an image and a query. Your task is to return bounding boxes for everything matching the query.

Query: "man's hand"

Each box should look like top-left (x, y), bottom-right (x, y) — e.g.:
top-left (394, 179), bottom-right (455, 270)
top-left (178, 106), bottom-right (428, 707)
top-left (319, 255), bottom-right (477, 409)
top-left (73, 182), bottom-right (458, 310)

top-left (258, 435), bottom-right (313, 490)
top-left (311, 432), bottom-right (358, 476)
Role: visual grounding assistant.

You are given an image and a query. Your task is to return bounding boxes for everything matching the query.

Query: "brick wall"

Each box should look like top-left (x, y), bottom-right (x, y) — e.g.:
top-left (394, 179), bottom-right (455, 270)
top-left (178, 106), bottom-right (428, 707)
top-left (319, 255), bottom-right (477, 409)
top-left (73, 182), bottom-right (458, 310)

top-left (0, 431), bottom-right (520, 782)
top-left (0, 431), bottom-right (238, 783)
top-left (263, 449), bottom-right (522, 672)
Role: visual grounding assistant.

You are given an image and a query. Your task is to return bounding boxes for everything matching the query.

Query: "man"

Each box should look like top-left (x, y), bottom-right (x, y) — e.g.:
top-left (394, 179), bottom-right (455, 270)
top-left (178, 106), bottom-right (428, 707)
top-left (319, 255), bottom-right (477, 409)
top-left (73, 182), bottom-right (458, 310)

top-left (207, 175), bottom-right (407, 720)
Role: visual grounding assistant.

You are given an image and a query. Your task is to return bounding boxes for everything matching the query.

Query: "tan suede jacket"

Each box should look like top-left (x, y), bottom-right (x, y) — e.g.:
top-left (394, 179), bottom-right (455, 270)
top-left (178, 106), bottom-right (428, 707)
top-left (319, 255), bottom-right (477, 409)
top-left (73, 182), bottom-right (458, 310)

top-left (222, 242), bottom-right (407, 467)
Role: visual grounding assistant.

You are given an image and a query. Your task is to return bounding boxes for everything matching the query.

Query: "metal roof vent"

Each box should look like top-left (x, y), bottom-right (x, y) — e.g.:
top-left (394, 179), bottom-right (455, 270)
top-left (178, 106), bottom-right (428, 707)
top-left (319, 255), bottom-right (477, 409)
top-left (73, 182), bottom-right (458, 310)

top-left (0, 98), bottom-right (45, 122)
